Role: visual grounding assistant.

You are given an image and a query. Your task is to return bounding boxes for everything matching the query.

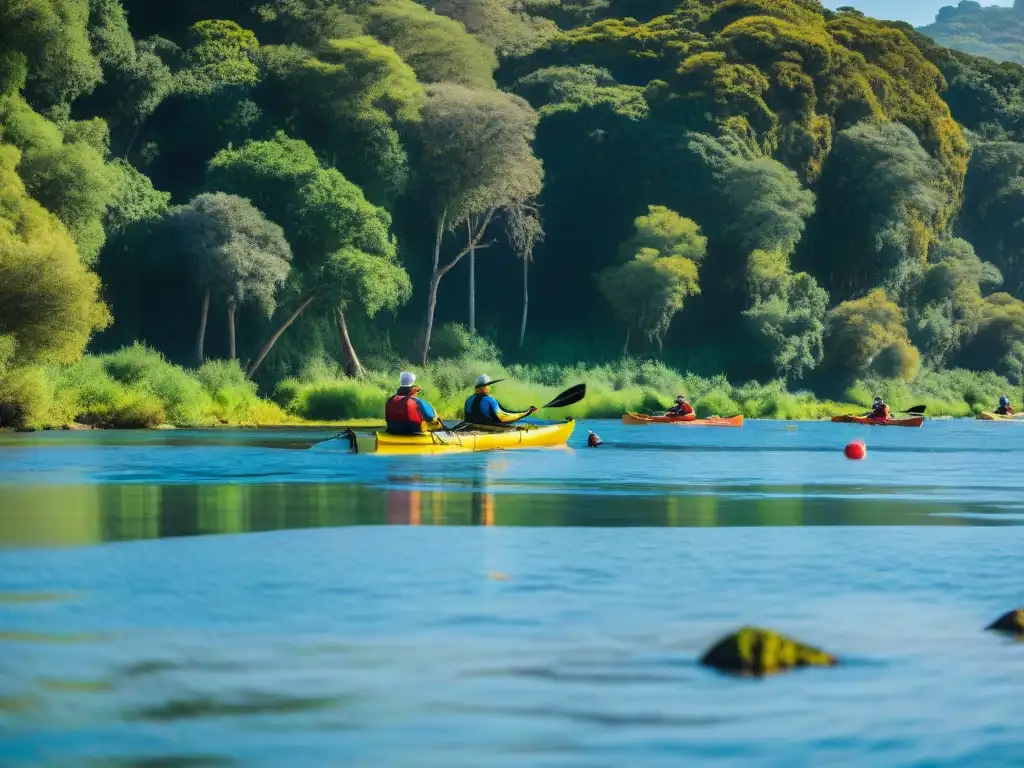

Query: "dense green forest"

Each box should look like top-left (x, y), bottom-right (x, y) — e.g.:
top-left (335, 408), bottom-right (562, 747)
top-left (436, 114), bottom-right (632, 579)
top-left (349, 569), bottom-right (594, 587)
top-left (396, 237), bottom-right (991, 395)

top-left (919, 1), bottom-right (1024, 63)
top-left (5, 0), bottom-right (1024, 427)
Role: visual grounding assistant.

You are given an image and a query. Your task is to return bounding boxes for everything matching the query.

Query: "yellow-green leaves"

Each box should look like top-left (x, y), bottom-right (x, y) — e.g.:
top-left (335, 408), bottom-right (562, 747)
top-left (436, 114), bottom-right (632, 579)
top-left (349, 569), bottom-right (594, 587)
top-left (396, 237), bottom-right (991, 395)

top-left (0, 143), bottom-right (110, 366)
top-left (599, 207), bottom-right (704, 354)
top-left (825, 289), bottom-right (921, 380)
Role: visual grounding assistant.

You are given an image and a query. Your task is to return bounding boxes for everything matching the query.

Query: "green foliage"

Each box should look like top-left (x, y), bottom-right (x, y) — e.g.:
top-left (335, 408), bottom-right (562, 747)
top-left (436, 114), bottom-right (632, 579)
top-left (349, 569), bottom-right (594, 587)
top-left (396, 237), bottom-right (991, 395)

top-left (362, 0), bottom-right (498, 87)
top-left (423, 0), bottom-right (557, 58)
top-left (0, 143), bottom-right (110, 364)
top-left (258, 36), bottom-right (424, 202)
top-left (194, 359), bottom-right (287, 423)
top-left (0, 96), bottom-right (118, 263)
top-left (208, 133), bottom-right (409, 314)
top-left (176, 20), bottom-right (261, 96)
top-left (598, 247), bottom-right (701, 354)
top-left (103, 159), bottom-right (171, 235)
top-left (0, 0), bottom-right (103, 110)
top-left (743, 248), bottom-right (828, 380)
top-left (512, 64), bottom-right (647, 119)
top-left (173, 192), bottom-right (292, 314)
top-left (824, 289), bottom-right (921, 381)
top-left (431, 322), bottom-right (502, 360)
top-left (957, 140), bottom-right (1024, 297)
top-left (803, 121), bottom-right (946, 302)
top-left (418, 83), bottom-right (542, 223)
top-left (617, 205), bottom-right (707, 264)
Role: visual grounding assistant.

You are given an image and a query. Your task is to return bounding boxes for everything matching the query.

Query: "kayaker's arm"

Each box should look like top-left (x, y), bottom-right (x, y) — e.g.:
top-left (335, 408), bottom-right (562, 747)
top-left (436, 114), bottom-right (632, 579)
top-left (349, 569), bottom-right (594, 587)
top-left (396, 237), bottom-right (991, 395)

top-left (415, 398), bottom-right (444, 431)
top-left (492, 399), bottom-right (536, 424)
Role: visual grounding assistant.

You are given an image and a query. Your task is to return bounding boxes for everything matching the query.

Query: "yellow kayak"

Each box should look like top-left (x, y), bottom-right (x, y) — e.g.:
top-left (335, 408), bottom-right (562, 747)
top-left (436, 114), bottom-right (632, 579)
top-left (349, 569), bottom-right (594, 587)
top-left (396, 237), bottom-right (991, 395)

top-left (346, 420), bottom-right (576, 455)
top-left (976, 411), bottom-right (1024, 421)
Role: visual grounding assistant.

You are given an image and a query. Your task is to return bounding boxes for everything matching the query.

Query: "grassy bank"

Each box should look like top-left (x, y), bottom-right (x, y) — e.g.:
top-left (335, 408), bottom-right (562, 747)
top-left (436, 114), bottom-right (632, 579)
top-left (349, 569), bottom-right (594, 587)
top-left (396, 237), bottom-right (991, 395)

top-left (273, 356), bottom-right (1022, 423)
top-left (3, 346), bottom-right (1020, 430)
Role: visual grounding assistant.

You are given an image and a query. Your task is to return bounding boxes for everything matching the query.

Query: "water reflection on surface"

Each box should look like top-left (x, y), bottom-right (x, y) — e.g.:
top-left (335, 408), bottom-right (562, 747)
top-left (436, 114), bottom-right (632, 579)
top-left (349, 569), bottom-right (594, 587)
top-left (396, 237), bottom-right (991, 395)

top-left (3, 422), bottom-right (1024, 766)
top-left (0, 481), bottom-right (1006, 548)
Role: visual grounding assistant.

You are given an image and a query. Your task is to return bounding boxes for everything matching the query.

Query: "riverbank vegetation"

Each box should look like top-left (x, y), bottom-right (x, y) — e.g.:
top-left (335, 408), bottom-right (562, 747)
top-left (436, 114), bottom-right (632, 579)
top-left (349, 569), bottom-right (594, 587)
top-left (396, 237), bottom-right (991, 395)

top-left (5, 0), bottom-right (1024, 429)
top-left (4, 341), bottom-right (1019, 429)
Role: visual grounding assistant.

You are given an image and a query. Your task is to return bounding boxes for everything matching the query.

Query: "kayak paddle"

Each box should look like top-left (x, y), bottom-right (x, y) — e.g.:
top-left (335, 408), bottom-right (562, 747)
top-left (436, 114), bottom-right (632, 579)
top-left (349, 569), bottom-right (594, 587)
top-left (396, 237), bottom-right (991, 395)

top-left (540, 382), bottom-right (586, 410)
top-left (854, 404), bottom-right (927, 418)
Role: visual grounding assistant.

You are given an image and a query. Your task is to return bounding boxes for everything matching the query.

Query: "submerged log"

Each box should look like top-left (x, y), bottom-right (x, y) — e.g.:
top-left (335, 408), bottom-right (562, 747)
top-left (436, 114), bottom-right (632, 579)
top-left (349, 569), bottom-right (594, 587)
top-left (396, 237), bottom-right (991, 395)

top-left (700, 626), bottom-right (837, 676)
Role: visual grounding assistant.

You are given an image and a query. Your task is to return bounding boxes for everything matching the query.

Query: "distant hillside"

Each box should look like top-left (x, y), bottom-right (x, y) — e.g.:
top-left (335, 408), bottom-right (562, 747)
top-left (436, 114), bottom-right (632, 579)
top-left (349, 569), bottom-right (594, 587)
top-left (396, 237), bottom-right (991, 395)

top-left (918, 1), bottom-right (1024, 63)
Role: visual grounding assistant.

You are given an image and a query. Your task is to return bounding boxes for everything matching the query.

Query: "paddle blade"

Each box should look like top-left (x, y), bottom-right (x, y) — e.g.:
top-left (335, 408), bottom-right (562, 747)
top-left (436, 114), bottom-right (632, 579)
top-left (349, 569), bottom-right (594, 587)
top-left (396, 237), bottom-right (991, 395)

top-left (903, 405), bottom-right (926, 415)
top-left (541, 383), bottom-right (586, 410)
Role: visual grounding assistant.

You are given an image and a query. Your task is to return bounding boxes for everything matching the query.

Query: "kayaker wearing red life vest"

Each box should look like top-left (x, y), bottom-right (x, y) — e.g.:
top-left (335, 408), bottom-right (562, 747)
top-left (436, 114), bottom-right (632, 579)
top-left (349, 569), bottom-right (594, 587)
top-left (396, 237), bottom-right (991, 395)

top-left (869, 397), bottom-right (891, 421)
top-left (665, 395), bottom-right (695, 420)
top-left (385, 371), bottom-right (443, 435)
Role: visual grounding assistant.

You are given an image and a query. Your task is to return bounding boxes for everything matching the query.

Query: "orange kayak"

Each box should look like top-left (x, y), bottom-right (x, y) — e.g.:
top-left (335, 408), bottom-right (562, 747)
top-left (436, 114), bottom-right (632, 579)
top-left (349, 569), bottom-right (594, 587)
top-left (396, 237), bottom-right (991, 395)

top-left (622, 412), bottom-right (744, 427)
top-left (831, 415), bottom-right (924, 427)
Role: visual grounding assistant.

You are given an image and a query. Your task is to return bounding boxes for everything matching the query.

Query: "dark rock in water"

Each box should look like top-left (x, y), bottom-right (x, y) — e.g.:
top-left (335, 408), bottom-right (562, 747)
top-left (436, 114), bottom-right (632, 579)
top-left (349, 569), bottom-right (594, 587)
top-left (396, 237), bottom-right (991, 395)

top-left (700, 626), bottom-right (837, 676)
top-left (986, 609), bottom-right (1024, 636)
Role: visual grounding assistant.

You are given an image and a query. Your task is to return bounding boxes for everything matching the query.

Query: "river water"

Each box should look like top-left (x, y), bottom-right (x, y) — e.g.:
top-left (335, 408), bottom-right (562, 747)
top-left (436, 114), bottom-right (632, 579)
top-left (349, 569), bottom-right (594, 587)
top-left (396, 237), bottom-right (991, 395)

top-left (1, 420), bottom-right (1023, 766)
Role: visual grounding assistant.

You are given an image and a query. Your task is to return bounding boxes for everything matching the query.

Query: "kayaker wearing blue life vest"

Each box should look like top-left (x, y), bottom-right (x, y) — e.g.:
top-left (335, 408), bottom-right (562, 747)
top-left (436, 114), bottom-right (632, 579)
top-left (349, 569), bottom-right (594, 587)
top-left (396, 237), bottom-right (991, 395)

top-left (464, 374), bottom-right (536, 427)
top-left (385, 371), bottom-right (443, 435)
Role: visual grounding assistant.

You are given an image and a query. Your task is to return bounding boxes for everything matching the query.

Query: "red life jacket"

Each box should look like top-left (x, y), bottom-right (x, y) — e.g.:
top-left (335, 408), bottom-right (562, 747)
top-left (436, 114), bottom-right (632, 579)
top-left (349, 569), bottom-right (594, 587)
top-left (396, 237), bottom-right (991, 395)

top-left (870, 405), bottom-right (890, 421)
top-left (385, 395), bottom-right (423, 426)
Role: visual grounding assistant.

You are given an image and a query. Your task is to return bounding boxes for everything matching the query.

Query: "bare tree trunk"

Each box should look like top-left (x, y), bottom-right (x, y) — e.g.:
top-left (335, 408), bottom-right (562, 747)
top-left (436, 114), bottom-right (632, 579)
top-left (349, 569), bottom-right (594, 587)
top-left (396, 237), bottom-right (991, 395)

top-left (227, 298), bottom-right (237, 360)
top-left (421, 208), bottom-right (497, 365)
top-left (421, 215), bottom-right (446, 365)
top-left (245, 292), bottom-right (317, 378)
top-left (422, 273), bottom-right (441, 366)
top-left (468, 218), bottom-right (475, 335)
top-left (623, 327), bottom-right (631, 356)
top-left (124, 122), bottom-right (142, 158)
top-left (519, 256), bottom-right (529, 348)
top-left (335, 307), bottom-right (365, 377)
top-left (196, 286), bottom-right (210, 365)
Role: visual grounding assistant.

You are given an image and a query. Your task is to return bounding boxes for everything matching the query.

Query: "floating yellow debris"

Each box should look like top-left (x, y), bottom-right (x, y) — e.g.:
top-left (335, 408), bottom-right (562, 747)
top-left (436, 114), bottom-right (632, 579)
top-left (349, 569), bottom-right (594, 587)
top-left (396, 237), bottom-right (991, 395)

top-left (486, 571), bottom-right (511, 581)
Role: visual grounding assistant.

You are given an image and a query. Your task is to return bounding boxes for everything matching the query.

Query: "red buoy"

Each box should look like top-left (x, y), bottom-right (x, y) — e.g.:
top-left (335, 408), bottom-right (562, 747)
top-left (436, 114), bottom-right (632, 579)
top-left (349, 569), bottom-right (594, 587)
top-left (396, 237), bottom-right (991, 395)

top-left (844, 440), bottom-right (866, 460)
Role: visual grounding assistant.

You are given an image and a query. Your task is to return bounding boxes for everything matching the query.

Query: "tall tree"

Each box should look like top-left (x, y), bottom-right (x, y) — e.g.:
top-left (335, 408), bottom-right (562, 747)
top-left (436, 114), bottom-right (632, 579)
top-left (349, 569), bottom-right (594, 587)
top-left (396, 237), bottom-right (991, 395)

top-left (257, 36), bottom-right (425, 204)
top-left (415, 83), bottom-right (542, 363)
top-left (207, 133), bottom-right (410, 377)
top-left (173, 192), bottom-right (292, 363)
top-left (598, 206), bottom-right (706, 355)
top-left (0, 0), bottom-right (103, 112)
top-left (802, 121), bottom-right (947, 302)
top-left (505, 201), bottom-right (543, 347)
top-left (823, 289), bottom-right (921, 382)
top-left (0, 144), bottom-right (110, 364)
top-left (0, 95), bottom-right (118, 263)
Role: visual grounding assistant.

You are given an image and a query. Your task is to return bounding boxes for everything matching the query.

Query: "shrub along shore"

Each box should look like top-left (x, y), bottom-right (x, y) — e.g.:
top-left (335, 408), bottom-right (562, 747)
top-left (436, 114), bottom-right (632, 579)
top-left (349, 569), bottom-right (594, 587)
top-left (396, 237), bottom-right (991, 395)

top-left (1, 345), bottom-right (1019, 430)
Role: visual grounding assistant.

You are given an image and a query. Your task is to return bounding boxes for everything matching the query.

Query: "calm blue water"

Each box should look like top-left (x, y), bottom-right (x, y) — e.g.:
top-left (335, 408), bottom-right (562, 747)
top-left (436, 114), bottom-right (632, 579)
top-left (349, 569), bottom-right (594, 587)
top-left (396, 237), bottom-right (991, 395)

top-left (1, 420), bottom-right (1024, 766)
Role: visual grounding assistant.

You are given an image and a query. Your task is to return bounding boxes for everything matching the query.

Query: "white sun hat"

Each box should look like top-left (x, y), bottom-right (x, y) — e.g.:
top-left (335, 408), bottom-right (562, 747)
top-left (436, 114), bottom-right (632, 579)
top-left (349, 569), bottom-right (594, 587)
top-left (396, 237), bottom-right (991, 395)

top-left (399, 371), bottom-right (416, 387)
top-left (474, 373), bottom-right (505, 388)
